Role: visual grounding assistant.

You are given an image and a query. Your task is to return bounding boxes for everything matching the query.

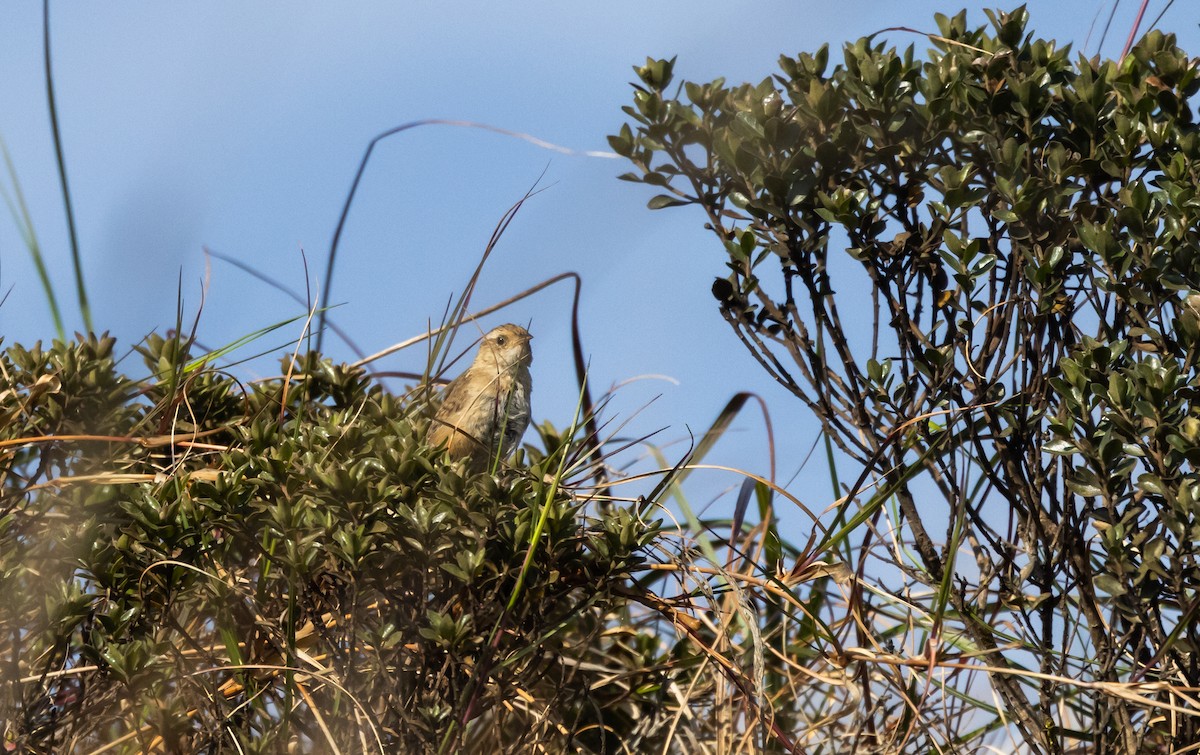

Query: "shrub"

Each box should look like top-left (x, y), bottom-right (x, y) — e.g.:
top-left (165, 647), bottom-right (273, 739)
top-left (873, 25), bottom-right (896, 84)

top-left (613, 7), bottom-right (1200, 752)
top-left (0, 333), bottom-right (663, 753)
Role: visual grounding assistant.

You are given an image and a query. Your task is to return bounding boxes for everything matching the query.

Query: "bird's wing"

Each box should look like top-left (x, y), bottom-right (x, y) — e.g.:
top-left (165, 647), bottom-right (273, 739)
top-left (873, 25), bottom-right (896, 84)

top-left (430, 369), bottom-right (476, 439)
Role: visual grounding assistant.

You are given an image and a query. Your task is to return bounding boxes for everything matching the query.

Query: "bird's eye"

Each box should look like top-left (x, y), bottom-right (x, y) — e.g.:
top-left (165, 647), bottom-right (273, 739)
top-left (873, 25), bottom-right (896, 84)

top-left (496, 336), bottom-right (508, 346)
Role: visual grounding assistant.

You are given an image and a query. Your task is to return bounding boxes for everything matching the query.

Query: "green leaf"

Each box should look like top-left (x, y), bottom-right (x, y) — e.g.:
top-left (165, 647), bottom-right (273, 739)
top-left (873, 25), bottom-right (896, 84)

top-left (1043, 439), bottom-right (1077, 455)
top-left (647, 194), bottom-right (690, 210)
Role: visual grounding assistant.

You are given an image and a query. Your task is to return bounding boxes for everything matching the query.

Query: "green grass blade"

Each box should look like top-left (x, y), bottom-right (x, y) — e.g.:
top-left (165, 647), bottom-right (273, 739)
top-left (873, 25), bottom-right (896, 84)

top-left (183, 311), bottom-right (330, 374)
top-left (0, 136), bottom-right (65, 339)
top-left (42, 0), bottom-right (91, 332)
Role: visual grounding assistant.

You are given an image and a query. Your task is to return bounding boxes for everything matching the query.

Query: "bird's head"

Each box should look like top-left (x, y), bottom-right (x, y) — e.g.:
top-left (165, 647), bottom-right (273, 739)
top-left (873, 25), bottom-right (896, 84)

top-left (479, 324), bottom-right (533, 369)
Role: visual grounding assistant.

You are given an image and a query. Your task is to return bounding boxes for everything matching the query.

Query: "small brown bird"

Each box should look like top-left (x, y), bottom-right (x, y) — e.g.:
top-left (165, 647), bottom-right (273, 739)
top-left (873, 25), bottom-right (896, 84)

top-left (430, 324), bottom-right (533, 472)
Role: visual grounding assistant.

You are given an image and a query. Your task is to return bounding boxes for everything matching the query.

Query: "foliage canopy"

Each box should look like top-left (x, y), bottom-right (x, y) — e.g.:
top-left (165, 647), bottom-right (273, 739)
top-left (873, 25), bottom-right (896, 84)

top-left (613, 6), bottom-right (1200, 753)
top-left (0, 333), bottom-right (673, 753)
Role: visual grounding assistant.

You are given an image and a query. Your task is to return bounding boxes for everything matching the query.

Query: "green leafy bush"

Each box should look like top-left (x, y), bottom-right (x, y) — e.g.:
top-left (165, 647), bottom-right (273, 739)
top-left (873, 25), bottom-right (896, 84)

top-left (0, 333), bottom-right (666, 753)
top-left (614, 6), bottom-right (1200, 752)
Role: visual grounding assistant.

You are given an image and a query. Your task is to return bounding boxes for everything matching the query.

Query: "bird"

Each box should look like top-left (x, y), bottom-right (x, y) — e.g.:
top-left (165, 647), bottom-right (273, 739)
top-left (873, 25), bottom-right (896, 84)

top-left (430, 324), bottom-right (533, 473)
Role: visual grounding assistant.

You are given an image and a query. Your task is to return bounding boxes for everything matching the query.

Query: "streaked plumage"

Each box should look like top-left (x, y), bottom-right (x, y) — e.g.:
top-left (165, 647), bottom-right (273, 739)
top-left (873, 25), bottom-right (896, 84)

top-left (430, 324), bottom-right (533, 472)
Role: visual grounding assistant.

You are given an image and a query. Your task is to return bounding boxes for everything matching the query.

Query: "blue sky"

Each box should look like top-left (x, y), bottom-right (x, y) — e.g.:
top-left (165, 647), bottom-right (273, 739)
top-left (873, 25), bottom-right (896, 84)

top-left (0, 2), bottom-right (1195, 519)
